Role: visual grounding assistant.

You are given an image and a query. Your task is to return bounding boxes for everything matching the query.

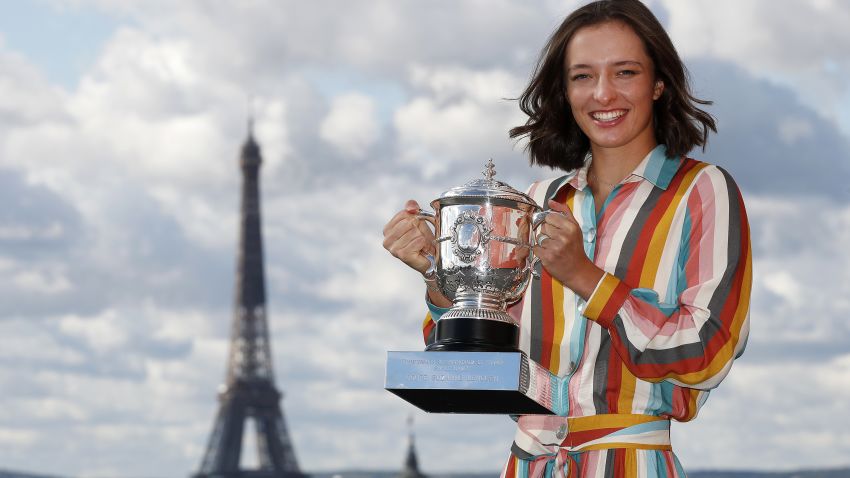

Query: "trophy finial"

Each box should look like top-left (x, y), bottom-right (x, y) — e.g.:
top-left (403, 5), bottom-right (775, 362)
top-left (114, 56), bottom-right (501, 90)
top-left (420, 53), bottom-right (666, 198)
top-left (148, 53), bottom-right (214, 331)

top-left (483, 158), bottom-right (497, 180)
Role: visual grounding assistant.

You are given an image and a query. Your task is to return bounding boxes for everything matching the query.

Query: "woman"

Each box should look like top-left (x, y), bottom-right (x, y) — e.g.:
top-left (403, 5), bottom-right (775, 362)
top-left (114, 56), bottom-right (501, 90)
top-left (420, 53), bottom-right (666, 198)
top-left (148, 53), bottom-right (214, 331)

top-left (382, 1), bottom-right (751, 476)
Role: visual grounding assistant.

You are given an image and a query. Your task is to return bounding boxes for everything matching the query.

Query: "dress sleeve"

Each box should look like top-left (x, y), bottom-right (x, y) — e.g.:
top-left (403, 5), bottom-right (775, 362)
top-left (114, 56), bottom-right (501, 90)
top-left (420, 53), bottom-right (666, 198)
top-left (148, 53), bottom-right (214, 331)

top-left (422, 300), bottom-right (449, 345)
top-left (582, 166), bottom-right (752, 389)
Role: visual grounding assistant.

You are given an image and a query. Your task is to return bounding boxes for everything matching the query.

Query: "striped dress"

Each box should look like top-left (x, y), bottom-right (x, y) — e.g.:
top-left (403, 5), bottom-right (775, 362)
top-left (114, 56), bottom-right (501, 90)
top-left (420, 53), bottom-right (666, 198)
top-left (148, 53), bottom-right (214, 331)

top-left (423, 145), bottom-right (752, 477)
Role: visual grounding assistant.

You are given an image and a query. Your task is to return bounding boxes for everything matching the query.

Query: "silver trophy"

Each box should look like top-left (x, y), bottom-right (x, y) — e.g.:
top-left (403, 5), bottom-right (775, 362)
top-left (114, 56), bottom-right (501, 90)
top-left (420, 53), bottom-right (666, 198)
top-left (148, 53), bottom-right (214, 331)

top-left (386, 160), bottom-right (559, 415)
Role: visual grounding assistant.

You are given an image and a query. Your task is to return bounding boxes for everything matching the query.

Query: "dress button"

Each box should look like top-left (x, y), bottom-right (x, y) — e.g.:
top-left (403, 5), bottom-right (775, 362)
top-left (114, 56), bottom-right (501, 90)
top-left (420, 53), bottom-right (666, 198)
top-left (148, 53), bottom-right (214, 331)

top-left (555, 423), bottom-right (567, 440)
top-left (584, 227), bottom-right (596, 243)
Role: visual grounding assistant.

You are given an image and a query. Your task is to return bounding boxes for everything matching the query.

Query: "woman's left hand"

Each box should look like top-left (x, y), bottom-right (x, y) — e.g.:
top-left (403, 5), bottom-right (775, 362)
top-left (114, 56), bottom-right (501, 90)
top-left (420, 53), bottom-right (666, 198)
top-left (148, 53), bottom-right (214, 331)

top-left (534, 199), bottom-right (605, 300)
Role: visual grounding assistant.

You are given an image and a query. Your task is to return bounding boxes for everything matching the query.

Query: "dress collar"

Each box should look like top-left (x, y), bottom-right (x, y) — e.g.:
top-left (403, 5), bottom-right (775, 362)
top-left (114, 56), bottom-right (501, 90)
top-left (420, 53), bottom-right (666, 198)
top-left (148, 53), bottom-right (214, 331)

top-left (560, 144), bottom-right (681, 192)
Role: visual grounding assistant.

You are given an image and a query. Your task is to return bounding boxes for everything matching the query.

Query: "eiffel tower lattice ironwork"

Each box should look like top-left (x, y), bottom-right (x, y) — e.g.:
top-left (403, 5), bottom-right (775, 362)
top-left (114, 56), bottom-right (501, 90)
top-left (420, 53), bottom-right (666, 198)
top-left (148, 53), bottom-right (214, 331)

top-left (195, 124), bottom-right (306, 478)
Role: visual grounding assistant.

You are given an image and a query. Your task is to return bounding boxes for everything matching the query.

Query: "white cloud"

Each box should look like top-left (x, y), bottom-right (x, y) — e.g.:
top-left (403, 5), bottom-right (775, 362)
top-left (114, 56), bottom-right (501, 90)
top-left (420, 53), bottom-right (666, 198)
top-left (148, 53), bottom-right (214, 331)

top-left (678, 357), bottom-right (850, 469)
top-left (0, 319), bottom-right (85, 365)
top-left (761, 270), bottom-right (803, 309)
top-left (777, 117), bottom-right (814, 145)
top-left (394, 65), bottom-right (526, 177)
top-left (0, 428), bottom-right (40, 448)
top-left (662, 0), bottom-right (850, 72)
top-left (319, 93), bottom-right (380, 159)
top-left (59, 310), bottom-right (128, 352)
top-left (661, 0), bottom-right (850, 128)
top-left (0, 44), bottom-right (68, 125)
top-left (0, 222), bottom-right (64, 240)
top-left (13, 268), bottom-right (72, 294)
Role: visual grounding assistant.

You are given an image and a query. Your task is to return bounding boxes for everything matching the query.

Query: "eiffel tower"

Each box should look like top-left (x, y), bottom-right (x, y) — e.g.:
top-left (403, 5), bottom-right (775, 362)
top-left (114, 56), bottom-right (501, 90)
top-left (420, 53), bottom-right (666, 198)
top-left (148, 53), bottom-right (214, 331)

top-left (195, 123), bottom-right (306, 478)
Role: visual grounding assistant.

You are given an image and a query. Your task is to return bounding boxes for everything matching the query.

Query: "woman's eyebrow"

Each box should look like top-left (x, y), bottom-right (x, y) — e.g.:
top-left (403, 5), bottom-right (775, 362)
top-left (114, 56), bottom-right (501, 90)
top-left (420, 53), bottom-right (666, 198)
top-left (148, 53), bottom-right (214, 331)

top-left (567, 60), bottom-right (644, 71)
top-left (614, 60), bottom-right (643, 67)
top-left (567, 63), bottom-right (592, 71)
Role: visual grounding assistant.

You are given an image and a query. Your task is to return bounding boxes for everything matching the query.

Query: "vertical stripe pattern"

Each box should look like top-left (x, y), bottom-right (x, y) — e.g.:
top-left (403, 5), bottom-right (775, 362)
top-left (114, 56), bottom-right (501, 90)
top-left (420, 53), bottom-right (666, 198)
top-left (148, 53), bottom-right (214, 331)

top-left (501, 448), bottom-right (687, 478)
top-left (422, 145), bottom-right (751, 477)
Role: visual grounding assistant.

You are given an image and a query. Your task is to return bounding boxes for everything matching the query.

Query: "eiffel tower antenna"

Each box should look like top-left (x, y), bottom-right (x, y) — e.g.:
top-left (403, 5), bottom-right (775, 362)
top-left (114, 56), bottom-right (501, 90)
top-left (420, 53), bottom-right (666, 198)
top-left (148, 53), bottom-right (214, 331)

top-left (194, 121), bottom-right (306, 478)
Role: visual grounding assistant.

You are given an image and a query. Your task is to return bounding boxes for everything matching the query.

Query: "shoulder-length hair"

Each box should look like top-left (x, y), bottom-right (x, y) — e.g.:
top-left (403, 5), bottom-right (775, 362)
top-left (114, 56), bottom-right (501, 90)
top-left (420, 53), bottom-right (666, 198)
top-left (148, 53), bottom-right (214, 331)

top-left (510, 0), bottom-right (716, 171)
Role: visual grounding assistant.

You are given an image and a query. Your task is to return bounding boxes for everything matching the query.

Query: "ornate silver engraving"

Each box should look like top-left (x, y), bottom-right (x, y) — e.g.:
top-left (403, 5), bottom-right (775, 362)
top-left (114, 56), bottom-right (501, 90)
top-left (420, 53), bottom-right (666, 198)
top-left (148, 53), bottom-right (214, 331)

top-left (483, 158), bottom-right (497, 181)
top-left (450, 210), bottom-right (492, 263)
top-left (441, 308), bottom-right (515, 323)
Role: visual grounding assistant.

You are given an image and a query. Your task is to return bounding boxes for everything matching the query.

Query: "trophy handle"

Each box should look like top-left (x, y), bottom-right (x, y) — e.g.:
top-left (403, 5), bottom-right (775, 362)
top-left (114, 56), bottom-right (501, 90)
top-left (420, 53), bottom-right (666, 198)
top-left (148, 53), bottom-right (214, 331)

top-left (417, 208), bottom-right (437, 277)
top-left (528, 210), bottom-right (551, 279)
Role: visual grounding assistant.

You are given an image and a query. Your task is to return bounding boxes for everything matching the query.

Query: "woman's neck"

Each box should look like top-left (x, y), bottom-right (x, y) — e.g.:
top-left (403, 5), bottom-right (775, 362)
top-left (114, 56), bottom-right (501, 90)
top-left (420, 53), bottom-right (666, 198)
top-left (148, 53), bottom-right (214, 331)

top-left (588, 142), bottom-right (657, 185)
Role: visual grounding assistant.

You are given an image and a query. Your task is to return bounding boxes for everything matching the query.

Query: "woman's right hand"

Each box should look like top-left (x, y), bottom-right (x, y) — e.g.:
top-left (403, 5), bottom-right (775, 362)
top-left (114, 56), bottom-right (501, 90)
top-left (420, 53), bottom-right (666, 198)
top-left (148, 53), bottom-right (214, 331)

top-left (382, 199), bottom-right (436, 274)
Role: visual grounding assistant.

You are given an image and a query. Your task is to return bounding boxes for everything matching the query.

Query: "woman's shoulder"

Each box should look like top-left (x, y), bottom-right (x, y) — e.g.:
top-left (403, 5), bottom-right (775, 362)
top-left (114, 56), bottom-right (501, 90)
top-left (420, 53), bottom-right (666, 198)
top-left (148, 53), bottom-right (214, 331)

top-left (525, 172), bottom-right (577, 201)
top-left (686, 156), bottom-right (741, 181)
top-left (681, 157), bottom-right (746, 203)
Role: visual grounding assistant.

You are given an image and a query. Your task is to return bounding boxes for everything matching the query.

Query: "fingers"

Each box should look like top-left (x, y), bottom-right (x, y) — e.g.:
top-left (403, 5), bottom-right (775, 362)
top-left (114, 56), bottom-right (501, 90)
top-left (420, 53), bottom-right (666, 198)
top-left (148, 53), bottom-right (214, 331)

top-left (546, 199), bottom-right (579, 225)
top-left (535, 201), bottom-right (579, 240)
top-left (404, 199), bottom-right (420, 214)
top-left (382, 208), bottom-right (411, 236)
top-left (533, 200), bottom-right (584, 254)
top-left (382, 201), bottom-right (435, 274)
top-left (384, 224), bottom-right (433, 272)
top-left (391, 226), bottom-right (431, 257)
top-left (547, 199), bottom-right (569, 213)
top-left (383, 214), bottom-right (427, 251)
top-left (382, 200), bottom-right (424, 236)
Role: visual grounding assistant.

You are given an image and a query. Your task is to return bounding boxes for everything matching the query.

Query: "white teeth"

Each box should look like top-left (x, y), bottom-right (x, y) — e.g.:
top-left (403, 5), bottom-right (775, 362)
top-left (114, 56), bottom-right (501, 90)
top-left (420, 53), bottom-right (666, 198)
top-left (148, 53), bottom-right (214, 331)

top-left (592, 110), bottom-right (625, 121)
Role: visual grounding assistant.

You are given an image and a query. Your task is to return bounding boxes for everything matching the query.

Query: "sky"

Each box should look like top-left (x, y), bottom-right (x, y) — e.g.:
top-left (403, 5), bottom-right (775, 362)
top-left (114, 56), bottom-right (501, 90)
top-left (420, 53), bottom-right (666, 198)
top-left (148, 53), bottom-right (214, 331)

top-left (1, 0), bottom-right (850, 476)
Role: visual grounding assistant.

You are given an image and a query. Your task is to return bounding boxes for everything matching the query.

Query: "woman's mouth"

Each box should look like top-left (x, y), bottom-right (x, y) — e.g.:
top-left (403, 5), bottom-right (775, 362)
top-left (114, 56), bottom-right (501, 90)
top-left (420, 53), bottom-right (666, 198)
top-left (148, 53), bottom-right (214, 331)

top-left (591, 109), bottom-right (627, 122)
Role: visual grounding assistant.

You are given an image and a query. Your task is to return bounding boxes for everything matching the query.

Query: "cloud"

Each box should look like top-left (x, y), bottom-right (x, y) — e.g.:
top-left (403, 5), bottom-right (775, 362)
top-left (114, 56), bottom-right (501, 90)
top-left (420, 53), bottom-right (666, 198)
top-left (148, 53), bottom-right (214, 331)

top-left (393, 64), bottom-right (541, 181)
top-left (677, 356), bottom-right (850, 469)
top-left (1, 1), bottom-right (850, 476)
top-left (661, 0), bottom-right (850, 131)
top-left (0, 44), bottom-right (68, 125)
top-left (319, 93), bottom-right (380, 159)
top-left (83, 0), bottom-right (574, 78)
top-left (688, 59), bottom-right (850, 200)
top-left (662, 0), bottom-right (850, 73)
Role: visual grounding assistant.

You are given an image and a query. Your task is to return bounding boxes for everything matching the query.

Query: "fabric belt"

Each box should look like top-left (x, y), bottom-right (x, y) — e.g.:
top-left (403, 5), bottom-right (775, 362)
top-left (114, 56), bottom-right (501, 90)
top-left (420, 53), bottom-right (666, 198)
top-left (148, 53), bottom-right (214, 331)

top-left (513, 414), bottom-right (671, 458)
top-left (561, 414), bottom-right (671, 451)
top-left (508, 415), bottom-right (672, 478)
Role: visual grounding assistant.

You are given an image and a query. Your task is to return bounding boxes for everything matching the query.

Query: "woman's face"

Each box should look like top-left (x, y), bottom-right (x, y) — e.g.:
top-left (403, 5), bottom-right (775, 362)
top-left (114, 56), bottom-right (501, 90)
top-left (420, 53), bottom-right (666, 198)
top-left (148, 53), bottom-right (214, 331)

top-left (564, 21), bottom-right (663, 156)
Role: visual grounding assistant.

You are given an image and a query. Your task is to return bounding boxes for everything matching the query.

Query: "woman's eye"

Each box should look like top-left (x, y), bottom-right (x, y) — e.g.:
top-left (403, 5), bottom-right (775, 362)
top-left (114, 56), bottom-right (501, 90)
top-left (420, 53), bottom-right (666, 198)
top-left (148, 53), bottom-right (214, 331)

top-left (571, 74), bottom-right (590, 81)
top-left (617, 70), bottom-right (637, 77)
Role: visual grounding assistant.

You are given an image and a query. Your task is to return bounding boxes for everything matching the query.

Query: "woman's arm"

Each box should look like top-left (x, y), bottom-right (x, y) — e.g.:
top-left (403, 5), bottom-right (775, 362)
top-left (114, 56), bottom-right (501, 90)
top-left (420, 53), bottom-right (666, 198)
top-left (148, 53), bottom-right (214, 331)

top-left (583, 166), bottom-right (751, 389)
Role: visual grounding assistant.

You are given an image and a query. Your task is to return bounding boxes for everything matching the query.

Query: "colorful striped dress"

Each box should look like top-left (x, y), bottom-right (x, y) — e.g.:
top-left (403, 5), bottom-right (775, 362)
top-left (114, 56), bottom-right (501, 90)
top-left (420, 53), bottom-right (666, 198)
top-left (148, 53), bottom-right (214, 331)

top-left (423, 145), bottom-right (752, 477)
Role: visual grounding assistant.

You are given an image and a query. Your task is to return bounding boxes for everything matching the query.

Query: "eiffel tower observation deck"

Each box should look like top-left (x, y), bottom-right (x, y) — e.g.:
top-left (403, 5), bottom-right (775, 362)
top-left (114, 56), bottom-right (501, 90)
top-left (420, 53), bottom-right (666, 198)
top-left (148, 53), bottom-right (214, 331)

top-left (194, 123), bottom-right (307, 478)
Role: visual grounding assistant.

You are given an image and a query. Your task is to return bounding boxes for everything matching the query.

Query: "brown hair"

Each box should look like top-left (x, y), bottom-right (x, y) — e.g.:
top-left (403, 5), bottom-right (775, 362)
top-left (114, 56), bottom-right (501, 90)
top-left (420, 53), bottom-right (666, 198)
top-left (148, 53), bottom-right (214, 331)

top-left (510, 0), bottom-right (716, 171)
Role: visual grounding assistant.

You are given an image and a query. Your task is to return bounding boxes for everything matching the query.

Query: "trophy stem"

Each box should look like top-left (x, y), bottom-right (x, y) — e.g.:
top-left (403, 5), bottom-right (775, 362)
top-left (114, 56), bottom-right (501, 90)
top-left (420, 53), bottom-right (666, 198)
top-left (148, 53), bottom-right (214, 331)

top-left (426, 318), bottom-right (519, 352)
top-left (453, 291), bottom-right (507, 312)
top-left (426, 291), bottom-right (519, 352)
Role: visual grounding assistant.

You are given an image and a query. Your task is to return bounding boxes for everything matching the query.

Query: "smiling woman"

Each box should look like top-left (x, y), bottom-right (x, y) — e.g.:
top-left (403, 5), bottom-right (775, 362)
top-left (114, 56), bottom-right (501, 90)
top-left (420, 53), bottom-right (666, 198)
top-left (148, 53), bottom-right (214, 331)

top-left (494, 1), bottom-right (751, 476)
top-left (382, 0), bottom-right (752, 477)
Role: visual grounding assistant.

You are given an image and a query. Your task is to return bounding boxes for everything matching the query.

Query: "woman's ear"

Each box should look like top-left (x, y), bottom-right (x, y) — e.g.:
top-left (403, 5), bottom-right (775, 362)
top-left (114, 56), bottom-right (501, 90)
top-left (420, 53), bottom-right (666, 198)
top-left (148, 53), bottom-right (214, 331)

top-left (653, 80), bottom-right (665, 100)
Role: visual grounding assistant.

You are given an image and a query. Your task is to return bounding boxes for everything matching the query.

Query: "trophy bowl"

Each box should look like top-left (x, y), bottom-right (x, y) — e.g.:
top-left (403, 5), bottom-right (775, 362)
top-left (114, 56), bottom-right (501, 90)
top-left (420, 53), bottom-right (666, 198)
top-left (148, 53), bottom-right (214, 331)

top-left (419, 160), bottom-right (546, 352)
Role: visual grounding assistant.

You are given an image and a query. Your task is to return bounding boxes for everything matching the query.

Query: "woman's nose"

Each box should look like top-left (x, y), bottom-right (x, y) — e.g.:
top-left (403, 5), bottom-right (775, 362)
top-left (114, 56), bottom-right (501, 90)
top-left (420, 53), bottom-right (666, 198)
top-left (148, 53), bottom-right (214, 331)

top-left (594, 77), bottom-right (616, 105)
